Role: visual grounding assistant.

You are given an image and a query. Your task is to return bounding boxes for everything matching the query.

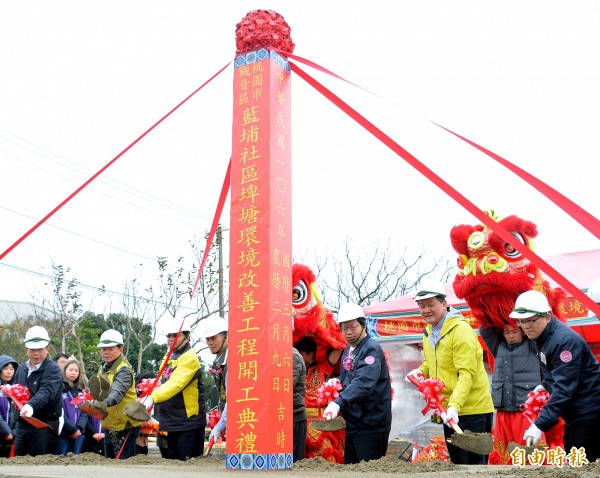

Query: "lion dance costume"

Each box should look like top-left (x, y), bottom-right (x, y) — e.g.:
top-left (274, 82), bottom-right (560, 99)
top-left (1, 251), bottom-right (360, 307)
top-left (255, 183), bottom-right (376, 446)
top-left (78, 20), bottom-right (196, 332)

top-left (450, 210), bottom-right (565, 463)
top-left (292, 263), bottom-right (346, 463)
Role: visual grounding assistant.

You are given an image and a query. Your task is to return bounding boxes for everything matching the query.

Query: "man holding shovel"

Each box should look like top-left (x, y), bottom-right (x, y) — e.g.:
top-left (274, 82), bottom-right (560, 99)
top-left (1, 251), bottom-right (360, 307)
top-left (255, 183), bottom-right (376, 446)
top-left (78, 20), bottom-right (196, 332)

top-left (90, 329), bottom-right (141, 459)
top-left (13, 326), bottom-right (63, 456)
top-left (141, 317), bottom-right (207, 460)
top-left (322, 302), bottom-right (392, 464)
top-left (406, 281), bottom-right (494, 465)
top-left (511, 290), bottom-right (600, 462)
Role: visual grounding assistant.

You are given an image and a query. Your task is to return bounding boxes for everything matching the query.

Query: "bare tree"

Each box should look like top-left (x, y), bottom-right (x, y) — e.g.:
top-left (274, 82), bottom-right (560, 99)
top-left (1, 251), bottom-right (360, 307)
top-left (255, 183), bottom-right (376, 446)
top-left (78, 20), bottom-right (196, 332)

top-left (306, 239), bottom-right (453, 310)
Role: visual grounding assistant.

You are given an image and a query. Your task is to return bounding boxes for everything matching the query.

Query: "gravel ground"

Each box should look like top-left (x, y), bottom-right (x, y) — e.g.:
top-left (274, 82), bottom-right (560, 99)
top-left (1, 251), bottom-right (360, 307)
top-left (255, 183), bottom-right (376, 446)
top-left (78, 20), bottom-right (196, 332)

top-left (1, 453), bottom-right (599, 478)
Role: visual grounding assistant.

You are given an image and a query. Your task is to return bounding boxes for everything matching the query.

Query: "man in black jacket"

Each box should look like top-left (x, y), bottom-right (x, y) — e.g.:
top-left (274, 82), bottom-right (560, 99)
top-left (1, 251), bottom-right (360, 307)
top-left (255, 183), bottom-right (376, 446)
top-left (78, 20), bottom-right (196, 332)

top-left (13, 326), bottom-right (62, 456)
top-left (511, 290), bottom-right (600, 462)
top-left (323, 303), bottom-right (391, 464)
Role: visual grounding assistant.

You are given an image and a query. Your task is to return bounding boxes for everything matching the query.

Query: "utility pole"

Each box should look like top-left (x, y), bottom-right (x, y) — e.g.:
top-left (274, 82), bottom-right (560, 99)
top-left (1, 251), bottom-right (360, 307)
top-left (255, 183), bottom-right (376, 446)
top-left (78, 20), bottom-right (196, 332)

top-left (217, 224), bottom-right (224, 317)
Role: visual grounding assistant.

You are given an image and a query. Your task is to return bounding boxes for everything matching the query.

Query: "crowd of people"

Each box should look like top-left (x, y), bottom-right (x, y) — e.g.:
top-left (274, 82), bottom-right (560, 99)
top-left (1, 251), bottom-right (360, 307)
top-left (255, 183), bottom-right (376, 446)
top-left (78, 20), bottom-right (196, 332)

top-left (1, 280), bottom-right (599, 466)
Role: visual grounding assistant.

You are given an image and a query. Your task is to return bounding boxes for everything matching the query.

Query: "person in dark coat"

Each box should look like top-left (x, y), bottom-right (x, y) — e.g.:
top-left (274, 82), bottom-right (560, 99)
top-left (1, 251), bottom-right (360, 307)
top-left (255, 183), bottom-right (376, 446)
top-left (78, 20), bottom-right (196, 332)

top-left (323, 303), bottom-right (392, 464)
top-left (292, 347), bottom-right (307, 462)
top-left (480, 323), bottom-right (541, 459)
top-left (13, 326), bottom-right (63, 456)
top-left (0, 355), bottom-right (18, 457)
top-left (512, 290), bottom-right (600, 462)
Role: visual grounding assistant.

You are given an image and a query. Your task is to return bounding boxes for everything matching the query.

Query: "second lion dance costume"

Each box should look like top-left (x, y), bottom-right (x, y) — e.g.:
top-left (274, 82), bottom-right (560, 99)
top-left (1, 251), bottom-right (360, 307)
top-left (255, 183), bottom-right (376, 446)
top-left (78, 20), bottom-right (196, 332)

top-left (292, 264), bottom-right (346, 464)
top-left (450, 210), bottom-right (565, 463)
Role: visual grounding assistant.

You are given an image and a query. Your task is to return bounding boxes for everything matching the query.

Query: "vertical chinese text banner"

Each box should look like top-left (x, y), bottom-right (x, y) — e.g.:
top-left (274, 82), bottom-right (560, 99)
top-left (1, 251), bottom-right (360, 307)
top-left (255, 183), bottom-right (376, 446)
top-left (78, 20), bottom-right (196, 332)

top-left (226, 49), bottom-right (293, 470)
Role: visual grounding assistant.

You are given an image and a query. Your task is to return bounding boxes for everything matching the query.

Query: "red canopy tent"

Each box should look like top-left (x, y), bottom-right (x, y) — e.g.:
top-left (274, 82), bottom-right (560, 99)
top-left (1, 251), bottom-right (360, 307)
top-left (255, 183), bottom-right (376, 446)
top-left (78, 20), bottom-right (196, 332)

top-left (363, 249), bottom-right (600, 354)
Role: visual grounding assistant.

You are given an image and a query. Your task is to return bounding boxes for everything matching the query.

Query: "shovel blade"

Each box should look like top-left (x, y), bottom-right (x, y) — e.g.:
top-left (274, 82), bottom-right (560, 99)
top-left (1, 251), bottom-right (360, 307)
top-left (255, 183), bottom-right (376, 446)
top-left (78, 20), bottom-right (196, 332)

top-left (310, 416), bottom-right (346, 432)
top-left (123, 401), bottom-right (151, 422)
top-left (21, 415), bottom-right (53, 429)
top-left (448, 430), bottom-right (493, 455)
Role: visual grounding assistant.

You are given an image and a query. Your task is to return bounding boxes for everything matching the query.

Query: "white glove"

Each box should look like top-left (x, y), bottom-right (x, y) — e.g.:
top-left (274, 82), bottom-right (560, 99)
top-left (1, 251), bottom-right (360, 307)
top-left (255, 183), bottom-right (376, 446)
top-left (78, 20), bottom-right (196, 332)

top-left (533, 384), bottom-right (546, 393)
top-left (441, 406), bottom-right (459, 425)
top-left (141, 395), bottom-right (154, 411)
top-left (405, 369), bottom-right (423, 383)
top-left (20, 404), bottom-right (34, 417)
top-left (523, 423), bottom-right (542, 445)
top-left (209, 428), bottom-right (221, 441)
top-left (323, 401), bottom-right (340, 420)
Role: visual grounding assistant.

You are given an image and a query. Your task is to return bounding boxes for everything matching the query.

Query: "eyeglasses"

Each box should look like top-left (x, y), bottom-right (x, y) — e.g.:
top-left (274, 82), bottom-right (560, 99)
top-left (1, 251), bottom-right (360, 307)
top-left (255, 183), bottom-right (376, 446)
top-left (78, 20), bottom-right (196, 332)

top-left (341, 323), bottom-right (362, 333)
top-left (166, 333), bottom-right (180, 339)
top-left (517, 315), bottom-right (545, 326)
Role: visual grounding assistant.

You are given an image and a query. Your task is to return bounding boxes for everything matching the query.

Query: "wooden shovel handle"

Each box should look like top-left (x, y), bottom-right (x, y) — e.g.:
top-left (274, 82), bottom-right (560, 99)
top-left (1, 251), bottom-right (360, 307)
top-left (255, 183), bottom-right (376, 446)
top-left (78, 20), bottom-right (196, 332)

top-left (526, 436), bottom-right (533, 447)
top-left (204, 436), bottom-right (215, 456)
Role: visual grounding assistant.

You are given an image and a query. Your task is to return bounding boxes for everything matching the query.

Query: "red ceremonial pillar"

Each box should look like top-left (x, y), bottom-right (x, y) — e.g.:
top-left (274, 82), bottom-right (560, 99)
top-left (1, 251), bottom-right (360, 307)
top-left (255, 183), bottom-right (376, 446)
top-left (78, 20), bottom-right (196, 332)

top-left (226, 10), bottom-right (294, 470)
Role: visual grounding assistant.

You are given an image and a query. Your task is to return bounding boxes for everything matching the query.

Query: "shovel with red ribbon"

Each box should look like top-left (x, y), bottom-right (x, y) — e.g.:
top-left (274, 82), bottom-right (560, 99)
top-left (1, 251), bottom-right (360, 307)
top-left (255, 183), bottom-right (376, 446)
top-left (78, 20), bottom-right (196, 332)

top-left (406, 374), bottom-right (493, 455)
top-left (1, 384), bottom-right (53, 429)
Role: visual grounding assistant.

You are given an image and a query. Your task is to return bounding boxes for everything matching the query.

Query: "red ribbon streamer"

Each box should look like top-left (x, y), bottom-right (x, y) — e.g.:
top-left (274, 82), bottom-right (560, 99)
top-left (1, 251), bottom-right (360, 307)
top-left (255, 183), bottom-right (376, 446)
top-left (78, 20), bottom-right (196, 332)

top-left (0, 61), bottom-right (231, 262)
top-left (190, 159), bottom-right (231, 300)
top-left (433, 122), bottom-right (600, 241)
top-left (290, 61), bottom-right (600, 319)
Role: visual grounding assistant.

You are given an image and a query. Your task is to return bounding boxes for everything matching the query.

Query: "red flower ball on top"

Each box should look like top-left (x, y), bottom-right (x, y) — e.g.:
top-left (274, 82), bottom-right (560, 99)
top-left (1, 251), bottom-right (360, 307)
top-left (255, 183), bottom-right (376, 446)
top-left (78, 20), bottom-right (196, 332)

top-left (235, 10), bottom-right (295, 56)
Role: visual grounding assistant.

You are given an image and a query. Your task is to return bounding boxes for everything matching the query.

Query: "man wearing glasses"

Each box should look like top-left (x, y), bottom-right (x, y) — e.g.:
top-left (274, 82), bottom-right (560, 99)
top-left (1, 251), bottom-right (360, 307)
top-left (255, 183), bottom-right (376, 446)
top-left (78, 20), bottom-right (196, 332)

top-left (322, 302), bottom-right (392, 464)
top-left (405, 280), bottom-right (494, 465)
top-left (511, 290), bottom-right (600, 462)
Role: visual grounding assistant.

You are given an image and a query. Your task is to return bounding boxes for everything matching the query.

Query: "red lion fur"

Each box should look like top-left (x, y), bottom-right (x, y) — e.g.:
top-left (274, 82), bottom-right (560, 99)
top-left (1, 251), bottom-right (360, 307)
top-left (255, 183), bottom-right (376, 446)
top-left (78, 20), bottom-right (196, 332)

top-left (451, 213), bottom-right (566, 330)
top-left (292, 263), bottom-right (346, 362)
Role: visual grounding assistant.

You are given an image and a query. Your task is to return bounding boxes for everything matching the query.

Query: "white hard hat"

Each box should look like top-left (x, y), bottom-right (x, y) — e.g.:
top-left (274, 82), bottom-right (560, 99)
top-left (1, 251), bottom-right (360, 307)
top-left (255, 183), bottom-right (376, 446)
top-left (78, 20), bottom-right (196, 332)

top-left (166, 316), bottom-right (195, 334)
top-left (198, 314), bottom-right (228, 338)
top-left (337, 303), bottom-right (365, 324)
top-left (97, 329), bottom-right (124, 347)
top-left (24, 326), bottom-right (51, 349)
top-left (509, 290), bottom-right (551, 319)
top-left (413, 280), bottom-right (447, 302)
top-left (586, 279), bottom-right (600, 317)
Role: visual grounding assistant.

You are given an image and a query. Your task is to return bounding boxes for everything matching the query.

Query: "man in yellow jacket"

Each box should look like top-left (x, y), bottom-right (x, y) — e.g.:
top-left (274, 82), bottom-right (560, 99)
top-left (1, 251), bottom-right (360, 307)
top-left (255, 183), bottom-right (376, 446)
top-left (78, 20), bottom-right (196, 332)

top-left (406, 281), bottom-right (494, 465)
top-left (143, 318), bottom-right (206, 460)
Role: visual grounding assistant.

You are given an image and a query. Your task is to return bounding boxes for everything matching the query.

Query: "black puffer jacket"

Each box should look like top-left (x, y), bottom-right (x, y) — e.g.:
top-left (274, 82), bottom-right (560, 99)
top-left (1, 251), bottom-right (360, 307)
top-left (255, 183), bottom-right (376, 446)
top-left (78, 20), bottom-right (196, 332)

top-left (480, 327), bottom-right (541, 411)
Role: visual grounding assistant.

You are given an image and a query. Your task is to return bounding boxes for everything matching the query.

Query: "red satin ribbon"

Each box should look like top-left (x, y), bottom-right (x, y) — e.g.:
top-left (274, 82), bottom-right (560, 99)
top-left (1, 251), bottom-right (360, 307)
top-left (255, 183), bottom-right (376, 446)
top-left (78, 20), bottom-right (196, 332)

top-left (414, 378), bottom-right (446, 415)
top-left (290, 61), bottom-right (600, 319)
top-left (521, 390), bottom-right (550, 424)
top-left (1, 384), bottom-right (30, 403)
top-left (70, 390), bottom-right (93, 405)
top-left (433, 122), bottom-right (600, 241)
top-left (317, 379), bottom-right (342, 407)
top-left (190, 159), bottom-right (231, 299)
top-left (0, 61), bottom-right (231, 262)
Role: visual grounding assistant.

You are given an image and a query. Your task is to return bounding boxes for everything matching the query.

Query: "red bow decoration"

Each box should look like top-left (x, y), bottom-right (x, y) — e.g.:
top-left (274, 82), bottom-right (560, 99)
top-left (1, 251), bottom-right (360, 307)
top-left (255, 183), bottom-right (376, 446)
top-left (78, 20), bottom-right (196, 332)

top-left (317, 379), bottom-right (342, 407)
top-left (1, 384), bottom-right (31, 403)
top-left (136, 378), bottom-right (159, 398)
top-left (415, 378), bottom-right (446, 415)
top-left (208, 408), bottom-right (222, 429)
top-left (71, 390), bottom-right (93, 405)
top-left (521, 390), bottom-right (550, 424)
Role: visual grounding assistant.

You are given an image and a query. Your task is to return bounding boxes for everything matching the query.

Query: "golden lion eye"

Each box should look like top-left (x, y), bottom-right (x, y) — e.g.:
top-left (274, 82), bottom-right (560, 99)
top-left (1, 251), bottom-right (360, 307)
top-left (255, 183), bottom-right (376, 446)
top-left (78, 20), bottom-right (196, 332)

top-left (467, 231), bottom-right (486, 250)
